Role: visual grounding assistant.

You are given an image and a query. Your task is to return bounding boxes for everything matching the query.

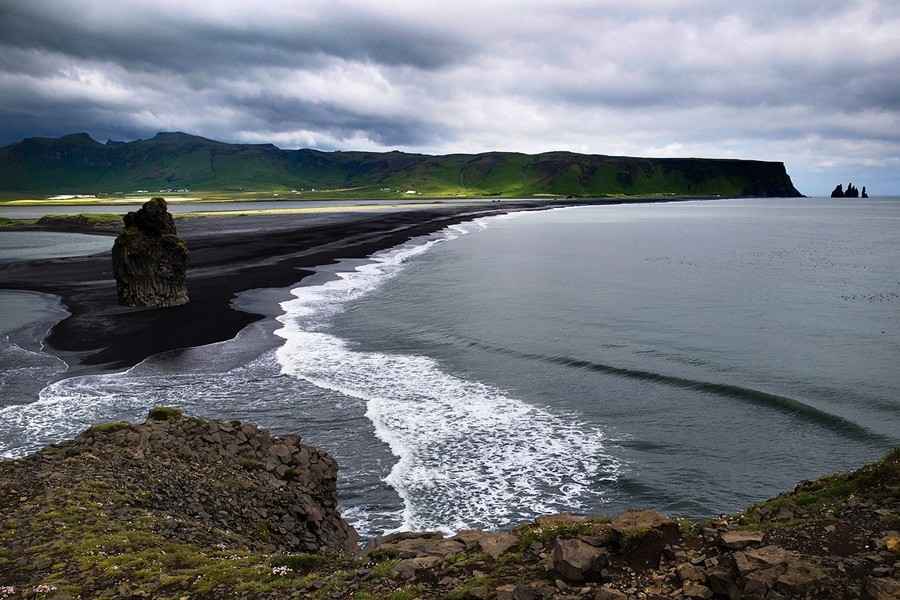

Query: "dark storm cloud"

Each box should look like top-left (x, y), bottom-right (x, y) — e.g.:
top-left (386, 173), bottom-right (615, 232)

top-left (0, 0), bottom-right (898, 193)
top-left (227, 92), bottom-right (446, 148)
top-left (0, 2), bottom-right (471, 72)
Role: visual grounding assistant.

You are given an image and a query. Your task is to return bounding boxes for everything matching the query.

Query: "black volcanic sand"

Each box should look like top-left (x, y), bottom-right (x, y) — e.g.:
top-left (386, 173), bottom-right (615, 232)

top-left (0, 197), bottom-right (716, 377)
top-left (0, 202), bottom-right (533, 375)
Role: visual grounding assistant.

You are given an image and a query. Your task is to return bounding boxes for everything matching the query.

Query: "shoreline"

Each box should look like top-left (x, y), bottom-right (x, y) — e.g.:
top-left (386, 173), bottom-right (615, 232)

top-left (1, 407), bottom-right (897, 598)
top-left (1, 196), bottom-right (729, 379)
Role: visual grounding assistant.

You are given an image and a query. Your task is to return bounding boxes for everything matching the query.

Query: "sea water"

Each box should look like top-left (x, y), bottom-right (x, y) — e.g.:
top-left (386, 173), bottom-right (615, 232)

top-left (1, 198), bottom-right (898, 536)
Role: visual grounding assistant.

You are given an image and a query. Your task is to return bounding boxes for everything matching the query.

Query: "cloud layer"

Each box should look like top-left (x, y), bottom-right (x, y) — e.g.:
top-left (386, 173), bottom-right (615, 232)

top-left (2, 0), bottom-right (899, 194)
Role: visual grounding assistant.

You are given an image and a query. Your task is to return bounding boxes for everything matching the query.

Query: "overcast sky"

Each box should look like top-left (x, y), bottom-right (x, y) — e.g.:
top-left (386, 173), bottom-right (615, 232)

top-left (1, 0), bottom-right (898, 195)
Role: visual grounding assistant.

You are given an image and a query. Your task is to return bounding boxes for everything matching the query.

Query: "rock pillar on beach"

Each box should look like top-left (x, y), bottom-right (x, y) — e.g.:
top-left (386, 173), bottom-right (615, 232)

top-left (112, 197), bottom-right (189, 307)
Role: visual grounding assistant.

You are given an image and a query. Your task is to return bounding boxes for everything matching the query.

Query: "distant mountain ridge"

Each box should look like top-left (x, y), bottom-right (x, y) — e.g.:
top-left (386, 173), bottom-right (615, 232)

top-left (0, 131), bottom-right (803, 197)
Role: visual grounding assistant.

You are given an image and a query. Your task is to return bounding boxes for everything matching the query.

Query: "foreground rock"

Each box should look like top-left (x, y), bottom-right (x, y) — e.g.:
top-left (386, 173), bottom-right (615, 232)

top-left (112, 197), bottom-right (189, 307)
top-left (0, 408), bottom-right (357, 598)
top-left (0, 413), bottom-right (897, 600)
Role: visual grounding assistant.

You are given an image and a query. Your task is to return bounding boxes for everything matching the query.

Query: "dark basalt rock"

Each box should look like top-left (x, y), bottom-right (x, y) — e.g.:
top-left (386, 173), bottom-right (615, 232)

top-left (112, 197), bottom-right (189, 307)
top-left (831, 182), bottom-right (865, 198)
top-left (0, 408), bottom-right (359, 554)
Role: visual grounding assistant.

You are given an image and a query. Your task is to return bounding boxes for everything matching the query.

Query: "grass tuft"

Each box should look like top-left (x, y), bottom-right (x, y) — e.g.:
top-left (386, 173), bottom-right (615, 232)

top-left (148, 406), bottom-right (183, 421)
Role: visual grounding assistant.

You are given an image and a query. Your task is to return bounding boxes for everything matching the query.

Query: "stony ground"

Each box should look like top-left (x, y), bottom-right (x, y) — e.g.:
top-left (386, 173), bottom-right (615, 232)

top-left (1, 410), bottom-right (898, 600)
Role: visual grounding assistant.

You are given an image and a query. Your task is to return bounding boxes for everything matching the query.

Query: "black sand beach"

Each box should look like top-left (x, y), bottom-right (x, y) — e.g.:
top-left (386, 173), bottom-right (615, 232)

top-left (0, 197), bottom-right (719, 377)
top-left (0, 201), bottom-right (536, 374)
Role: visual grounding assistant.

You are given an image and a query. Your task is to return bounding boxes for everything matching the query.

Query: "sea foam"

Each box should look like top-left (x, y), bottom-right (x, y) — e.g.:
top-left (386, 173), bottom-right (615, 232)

top-left (274, 217), bottom-right (620, 532)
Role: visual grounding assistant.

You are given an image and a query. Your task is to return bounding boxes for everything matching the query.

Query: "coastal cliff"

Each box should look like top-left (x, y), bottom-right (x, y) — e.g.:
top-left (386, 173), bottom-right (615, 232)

top-left (0, 132), bottom-right (802, 198)
top-left (1, 411), bottom-right (897, 599)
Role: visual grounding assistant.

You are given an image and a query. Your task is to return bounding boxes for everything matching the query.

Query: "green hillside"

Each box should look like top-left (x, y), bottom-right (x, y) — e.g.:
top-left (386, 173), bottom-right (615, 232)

top-left (0, 132), bottom-right (802, 197)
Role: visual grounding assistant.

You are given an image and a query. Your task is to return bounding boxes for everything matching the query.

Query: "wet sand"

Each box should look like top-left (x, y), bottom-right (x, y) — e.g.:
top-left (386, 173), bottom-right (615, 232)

top-left (0, 197), bottom-right (718, 377)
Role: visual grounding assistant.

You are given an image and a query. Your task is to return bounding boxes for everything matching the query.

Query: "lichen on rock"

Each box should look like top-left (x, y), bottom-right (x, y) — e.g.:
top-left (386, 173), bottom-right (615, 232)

top-left (112, 197), bottom-right (189, 307)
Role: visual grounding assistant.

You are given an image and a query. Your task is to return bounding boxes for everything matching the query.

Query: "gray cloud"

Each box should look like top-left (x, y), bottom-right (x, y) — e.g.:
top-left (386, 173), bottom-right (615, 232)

top-left (1, 0), bottom-right (899, 193)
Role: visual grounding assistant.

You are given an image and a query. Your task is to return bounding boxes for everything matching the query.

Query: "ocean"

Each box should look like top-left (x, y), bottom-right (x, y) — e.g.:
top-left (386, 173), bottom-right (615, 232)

top-left (1, 197), bottom-right (898, 537)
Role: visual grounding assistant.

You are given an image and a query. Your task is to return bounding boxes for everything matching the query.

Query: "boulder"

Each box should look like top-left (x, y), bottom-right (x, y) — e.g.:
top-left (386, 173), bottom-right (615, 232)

top-left (457, 531), bottom-right (518, 559)
top-left (734, 545), bottom-right (826, 597)
top-left (112, 197), bottom-right (189, 307)
top-left (682, 581), bottom-right (714, 599)
top-left (594, 586), bottom-right (628, 600)
top-left (367, 533), bottom-right (464, 559)
top-left (478, 533), bottom-right (518, 559)
top-left (720, 529), bottom-right (765, 549)
top-left (609, 509), bottom-right (680, 569)
top-left (551, 537), bottom-right (608, 583)
top-left (393, 556), bottom-right (442, 581)
top-left (733, 545), bottom-right (794, 575)
top-left (773, 560), bottom-right (826, 594)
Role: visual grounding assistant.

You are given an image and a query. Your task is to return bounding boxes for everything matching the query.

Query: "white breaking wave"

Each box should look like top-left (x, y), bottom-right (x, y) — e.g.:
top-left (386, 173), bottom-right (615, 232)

top-left (274, 216), bottom-right (620, 532)
top-left (0, 326), bottom-right (278, 458)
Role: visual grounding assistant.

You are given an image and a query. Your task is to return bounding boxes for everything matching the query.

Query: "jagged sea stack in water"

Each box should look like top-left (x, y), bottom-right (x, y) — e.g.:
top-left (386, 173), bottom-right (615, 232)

top-left (112, 197), bottom-right (189, 307)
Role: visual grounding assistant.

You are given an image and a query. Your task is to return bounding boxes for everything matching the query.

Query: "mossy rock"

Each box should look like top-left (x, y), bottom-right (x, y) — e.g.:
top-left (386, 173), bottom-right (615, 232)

top-left (89, 421), bottom-right (131, 434)
top-left (148, 406), bottom-right (183, 421)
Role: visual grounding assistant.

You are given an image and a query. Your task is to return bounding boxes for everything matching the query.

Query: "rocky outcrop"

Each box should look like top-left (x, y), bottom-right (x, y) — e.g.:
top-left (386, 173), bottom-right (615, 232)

top-left (0, 408), bottom-right (357, 558)
top-left (862, 186), bottom-right (869, 198)
top-left (1, 415), bottom-right (897, 599)
top-left (112, 197), bottom-right (189, 307)
top-left (832, 182), bottom-right (865, 198)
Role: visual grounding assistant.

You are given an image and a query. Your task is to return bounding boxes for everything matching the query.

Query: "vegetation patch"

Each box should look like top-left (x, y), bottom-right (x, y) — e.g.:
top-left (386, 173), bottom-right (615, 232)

top-left (447, 575), bottom-right (494, 600)
top-left (88, 421), bottom-right (131, 434)
top-left (271, 552), bottom-right (327, 573)
top-left (148, 406), bottom-right (183, 421)
top-left (515, 518), bottom-right (606, 550)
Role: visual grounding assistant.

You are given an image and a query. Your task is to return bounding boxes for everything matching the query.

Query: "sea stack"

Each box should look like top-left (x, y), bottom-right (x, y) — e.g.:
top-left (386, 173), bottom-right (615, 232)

top-left (831, 182), bottom-right (864, 198)
top-left (112, 197), bottom-right (189, 307)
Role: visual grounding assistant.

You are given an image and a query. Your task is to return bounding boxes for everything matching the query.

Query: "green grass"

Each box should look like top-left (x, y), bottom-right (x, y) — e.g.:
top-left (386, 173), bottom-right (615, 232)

top-left (740, 447), bottom-right (900, 526)
top-left (514, 517), bottom-right (609, 550)
top-left (446, 575), bottom-right (494, 600)
top-left (0, 132), bottom-right (801, 197)
top-left (148, 406), bottom-right (183, 421)
top-left (88, 421), bottom-right (131, 434)
top-left (271, 552), bottom-right (326, 573)
top-left (0, 217), bottom-right (36, 227)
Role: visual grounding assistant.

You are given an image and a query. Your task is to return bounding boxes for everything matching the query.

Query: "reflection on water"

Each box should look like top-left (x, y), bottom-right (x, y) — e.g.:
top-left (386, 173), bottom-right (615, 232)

top-left (0, 231), bottom-right (113, 261)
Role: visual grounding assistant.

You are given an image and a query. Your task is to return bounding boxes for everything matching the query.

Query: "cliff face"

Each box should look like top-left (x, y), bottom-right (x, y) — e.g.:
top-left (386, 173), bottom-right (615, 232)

top-left (112, 197), bottom-right (189, 307)
top-left (0, 132), bottom-right (803, 197)
top-left (0, 410), bottom-right (896, 599)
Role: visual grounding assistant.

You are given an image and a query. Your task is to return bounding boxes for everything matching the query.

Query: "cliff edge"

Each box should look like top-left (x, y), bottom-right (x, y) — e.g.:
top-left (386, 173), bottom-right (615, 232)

top-left (0, 411), bottom-right (896, 599)
top-left (0, 132), bottom-right (802, 198)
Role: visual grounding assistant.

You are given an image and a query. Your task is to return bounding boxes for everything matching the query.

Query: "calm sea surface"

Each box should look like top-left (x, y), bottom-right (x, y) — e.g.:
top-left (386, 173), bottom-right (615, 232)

top-left (1, 197), bottom-right (898, 536)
